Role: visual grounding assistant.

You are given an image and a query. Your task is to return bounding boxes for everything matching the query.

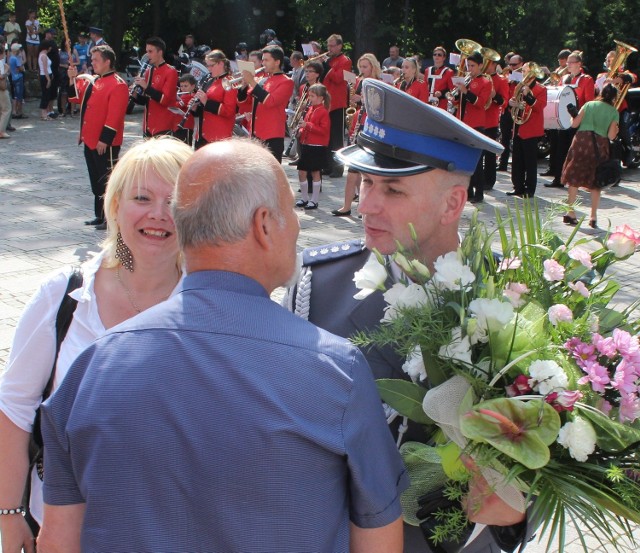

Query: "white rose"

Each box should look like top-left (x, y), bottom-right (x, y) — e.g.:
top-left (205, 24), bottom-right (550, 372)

top-left (382, 283), bottom-right (433, 322)
top-left (433, 251), bottom-right (475, 291)
top-left (438, 327), bottom-right (472, 368)
top-left (527, 359), bottom-right (568, 395)
top-left (353, 255), bottom-right (387, 299)
top-left (467, 298), bottom-right (514, 344)
top-left (557, 417), bottom-right (597, 462)
top-left (382, 283), bottom-right (408, 322)
top-left (402, 346), bottom-right (427, 382)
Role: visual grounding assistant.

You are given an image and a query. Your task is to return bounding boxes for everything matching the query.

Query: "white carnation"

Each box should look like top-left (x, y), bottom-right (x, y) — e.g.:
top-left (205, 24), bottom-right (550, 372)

top-left (527, 360), bottom-right (568, 395)
top-left (353, 255), bottom-right (387, 299)
top-left (433, 251), bottom-right (475, 291)
top-left (382, 282), bottom-right (433, 322)
top-left (438, 327), bottom-right (472, 368)
top-left (402, 346), bottom-right (427, 382)
top-left (467, 298), bottom-right (514, 344)
top-left (557, 417), bottom-right (597, 462)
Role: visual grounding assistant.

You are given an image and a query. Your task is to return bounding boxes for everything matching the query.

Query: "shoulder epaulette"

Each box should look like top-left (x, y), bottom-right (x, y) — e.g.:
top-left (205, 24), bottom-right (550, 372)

top-left (302, 239), bottom-right (366, 267)
top-left (114, 73), bottom-right (127, 84)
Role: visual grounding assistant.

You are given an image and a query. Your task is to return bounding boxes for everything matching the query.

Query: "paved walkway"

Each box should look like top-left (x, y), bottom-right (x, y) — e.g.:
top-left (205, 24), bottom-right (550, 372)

top-left (1, 99), bottom-right (639, 551)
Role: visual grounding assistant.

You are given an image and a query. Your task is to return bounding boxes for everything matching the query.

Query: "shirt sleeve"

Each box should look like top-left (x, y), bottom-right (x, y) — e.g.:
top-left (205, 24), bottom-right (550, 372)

top-left (0, 269), bottom-right (69, 431)
top-left (342, 350), bottom-right (409, 528)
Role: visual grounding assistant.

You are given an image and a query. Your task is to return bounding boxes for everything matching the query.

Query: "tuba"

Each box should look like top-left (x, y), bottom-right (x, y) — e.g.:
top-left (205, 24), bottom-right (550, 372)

top-left (608, 40), bottom-right (638, 110)
top-left (480, 47), bottom-right (501, 109)
top-left (511, 62), bottom-right (545, 125)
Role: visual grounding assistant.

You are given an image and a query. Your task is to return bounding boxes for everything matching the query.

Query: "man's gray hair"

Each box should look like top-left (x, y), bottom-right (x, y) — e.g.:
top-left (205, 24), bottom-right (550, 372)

top-left (173, 146), bottom-right (283, 249)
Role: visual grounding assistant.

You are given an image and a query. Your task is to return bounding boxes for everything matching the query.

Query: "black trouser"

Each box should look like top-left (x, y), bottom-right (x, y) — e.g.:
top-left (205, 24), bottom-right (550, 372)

top-left (499, 111), bottom-right (514, 167)
top-left (84, 144), bottom-right (120, 220)
top-left (173, 127), bottom-right (193, 146)
top-left (328, 108), bottom-right (346, 174)
top-left (264, 137), bottom-right (285, 164)
top-left (511, 134), bottom-right (539, 196)
top-left (468, 127), bottom-right (486, 201)
top-left (546, 129), bottom-right (559, 173)
top-left (556, 127), bottom-right (577, 182)
top-left (483, 126), bottom-right (499, 188)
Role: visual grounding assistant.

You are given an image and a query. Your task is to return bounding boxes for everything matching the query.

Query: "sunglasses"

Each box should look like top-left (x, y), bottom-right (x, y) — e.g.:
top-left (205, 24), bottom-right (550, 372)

top-left (433, 52), bottom-right (444, 57)
top-left (508, 63), bottom-right (520, 67)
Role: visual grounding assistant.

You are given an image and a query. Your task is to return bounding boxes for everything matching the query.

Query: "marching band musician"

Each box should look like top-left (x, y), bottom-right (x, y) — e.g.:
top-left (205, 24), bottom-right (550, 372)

top-left (322, 34), bottom-right (352, 178)
top-left (131, 36), bottom-right (178, 137)
top-left (498, 54), bottom-right (523, 171)
top-left (455, 51), bottom-right (491, 203)
top-left (541, 49), bottom-right (571, 178)
top-left (547, 50), bottom-right (595, 188)
top-left (238, 45), bottom-right (294, 163)
top-left (507, 62), bottom-right (547, 198)
top-left (67, 45), bottom-right (128, 229)
top-left (332, 53), bottom-right (382, 217)
top-left (597, 50), bottom-right (637, 167)
top-left (194, 50), bottom-right (238, 148)
top-left (286, 61), bottom-right (323, 163)
top-left (173, 74), bottom-right (197, 145)
top-left (396, 57), bottom-right (428, 102)
top-left (426, 46), bottom-right (454, 109)
top-left (483, 56), bottom-right (509, 190)
top-left (295, 83), bottom-right (331, 210)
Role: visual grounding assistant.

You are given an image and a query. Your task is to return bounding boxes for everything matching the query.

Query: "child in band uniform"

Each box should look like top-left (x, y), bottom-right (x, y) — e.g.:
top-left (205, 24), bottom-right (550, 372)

top-left (173, 74), bottom-right (197, 145)
top-left (295, 84), bottom-right (331, 210)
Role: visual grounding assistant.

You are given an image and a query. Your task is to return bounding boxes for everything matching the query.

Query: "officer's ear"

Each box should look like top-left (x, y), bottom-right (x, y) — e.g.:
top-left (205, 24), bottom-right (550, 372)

top-left (441, 182), bottom-right (467, 225)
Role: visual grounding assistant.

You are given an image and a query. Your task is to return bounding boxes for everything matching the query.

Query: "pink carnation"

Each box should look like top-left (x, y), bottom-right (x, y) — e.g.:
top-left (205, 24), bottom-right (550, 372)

top-left (568, 246), bottom-right (594, 269)
top-left (543, 259), bottom-right (565, 282)
top-left (548, 304), bottom-right (573, 326)
top-left (498, 257), bottom-right (522, 271)
top-left (592, 333), bottom-right (617, 358)
top-left (568, 281), bottom-right (590, 298)
top-left (503, 282), bottom-right (529, 308)
top-left (619, 394), bottom-right (640, 423)
top-left (612, 359), bottom-right (638, 396)
top-left (578, 360), bottom-right (611, 393)
top-left (612, 328), bottom-right (640, 358)
top-left (546, 390), bottom-right (583, 412)
top-left (607, 225), bottom-right (640, 258)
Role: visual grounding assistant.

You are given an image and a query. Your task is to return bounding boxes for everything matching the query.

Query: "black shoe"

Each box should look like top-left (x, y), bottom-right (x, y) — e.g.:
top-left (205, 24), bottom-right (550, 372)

top-left (295, 199), bottom-right (308, 208)
top-left (6, 125), bottom-right (16, 131)
top-left (469, 197), bottom-right (483, 204)
top-left (84, 218), bottom-right (104, 226)
top-left (48, 112), bottom-right (58, 119)
top-left (483, 185), bottom-right (494, 191)
top-left (540, 169), bottom-right (553, 176)
top-left (95, 221), bottom-right (108, 230)
top-left (331, 209), bottom-right (351, 216)
top-left (497, 164), bottom-right (508, 171)
top-left (589, 219), bottom-right (598, 229)
top-left (506, 191), bottom-right (523, 197)
top-left (544, 180), bottom-right (564, 188)
top-left (563, 215), bottom-right (578, 226)
top-left (288, 159), bottom-right (298, 166)
top-left (304, 201), bottom-right (318, 210)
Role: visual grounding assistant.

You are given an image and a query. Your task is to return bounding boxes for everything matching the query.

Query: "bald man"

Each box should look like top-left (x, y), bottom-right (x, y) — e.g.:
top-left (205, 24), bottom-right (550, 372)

top-left (37, 139), bottom-right (407, 553)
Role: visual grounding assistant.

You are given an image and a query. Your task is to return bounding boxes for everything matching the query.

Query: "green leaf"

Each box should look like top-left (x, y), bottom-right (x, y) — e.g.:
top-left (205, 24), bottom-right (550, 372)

top-left (460, 399), bottom-right (561, 469)
top-left (376, 379), bottom-right (433, 425)
top-left (577, 406), bottom-right (640, 452)
top-left (435, 441), bottom-right (468, 481)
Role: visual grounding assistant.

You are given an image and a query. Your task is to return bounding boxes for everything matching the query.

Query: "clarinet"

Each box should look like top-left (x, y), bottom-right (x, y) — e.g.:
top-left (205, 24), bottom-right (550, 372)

top-left (129, 60), bottom-right (151, 100)
top-left (177, 73), bottom-right (214, 130)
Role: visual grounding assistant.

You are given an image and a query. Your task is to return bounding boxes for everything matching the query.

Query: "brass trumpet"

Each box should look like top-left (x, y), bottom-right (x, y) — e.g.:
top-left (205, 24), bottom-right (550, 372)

top-left (608, 40), bottom-right (638, 110)
top-left (224, 67), bottom-right (266, 89)
top-left (511, 62), bottom-right (545, 125)
top-left (544, 65), bottom-right (570, 86)
top-left (306, 51), bottom-right (329, 63)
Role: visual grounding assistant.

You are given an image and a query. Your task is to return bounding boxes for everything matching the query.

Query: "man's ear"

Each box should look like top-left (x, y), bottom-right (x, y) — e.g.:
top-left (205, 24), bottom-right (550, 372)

top-left (441, 185), bottom-right (467, 225)
top-left (251, 206), bottom-right (273, 249)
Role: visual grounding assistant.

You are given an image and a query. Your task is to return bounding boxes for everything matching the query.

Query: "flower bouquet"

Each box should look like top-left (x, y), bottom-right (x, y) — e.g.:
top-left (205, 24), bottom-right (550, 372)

top-left (352, 202), bottom-right (640, 552)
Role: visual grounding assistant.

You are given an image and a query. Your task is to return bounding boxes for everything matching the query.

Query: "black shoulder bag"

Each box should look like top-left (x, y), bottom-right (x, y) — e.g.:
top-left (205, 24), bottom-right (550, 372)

top-left (592, 131), bottom-right (621, 189)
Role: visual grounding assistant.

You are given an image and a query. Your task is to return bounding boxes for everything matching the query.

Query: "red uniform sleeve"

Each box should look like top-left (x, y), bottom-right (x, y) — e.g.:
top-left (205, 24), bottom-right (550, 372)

top-left (324, 55), bottom-right (352, 86)
top-left (100, 80), bottom-right (129, 144)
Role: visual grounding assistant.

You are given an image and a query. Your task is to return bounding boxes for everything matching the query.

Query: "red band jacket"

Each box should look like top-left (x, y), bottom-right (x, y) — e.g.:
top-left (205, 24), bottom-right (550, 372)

top-left (238, 72), bottom-right (294, 141)
top-left (134, 62), bottom-right (178, 135)
top-left (322, 53), bottom-right (352, 111)
top-left (462, 74), bottom-right (491, 129)
top-left (198, 77), bottom-right (238, 142)
top-left (564, 71), bottom-right (595, 109)
top-left (69, 71), bottom-right (128, 149)
top-left (486, 73), bottom-right (509, 129)
top-left (300, 104), bottom-right (330, 146)
top-left (174, 92), bottom-right (195, 131)
top-left (426, 66), bottom-right (454, 110)
top-left (397, 78), bottom-right (428, 102)
top-left (515, 81), bottom-right (547, 139)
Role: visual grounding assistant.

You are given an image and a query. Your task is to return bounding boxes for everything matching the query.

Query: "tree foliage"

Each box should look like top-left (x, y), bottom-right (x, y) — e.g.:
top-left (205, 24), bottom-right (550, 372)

top-left (4, 0), bottom-right (639, 73)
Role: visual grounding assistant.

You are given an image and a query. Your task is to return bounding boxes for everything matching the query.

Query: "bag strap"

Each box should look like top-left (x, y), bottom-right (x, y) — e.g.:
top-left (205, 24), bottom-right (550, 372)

top-left (41, 268), bottom-right (84, 402)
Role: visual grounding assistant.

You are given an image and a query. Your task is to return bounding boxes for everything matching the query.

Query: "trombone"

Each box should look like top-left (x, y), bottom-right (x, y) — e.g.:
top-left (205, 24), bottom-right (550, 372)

top-left (224, 67), bottom-right (266, 89)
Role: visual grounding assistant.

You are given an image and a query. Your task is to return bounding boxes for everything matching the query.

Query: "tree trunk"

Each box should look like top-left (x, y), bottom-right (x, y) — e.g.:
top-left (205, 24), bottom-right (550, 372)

top-left (110, 0), bottom-right (131, 69)
top-left (353, 0), bottom-right (376, 62)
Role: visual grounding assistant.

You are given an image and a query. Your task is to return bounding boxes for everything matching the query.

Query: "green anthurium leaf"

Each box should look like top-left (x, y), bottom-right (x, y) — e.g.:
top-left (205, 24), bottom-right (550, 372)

top-left (376, 379), bottom-right (433, 425)
top-left (577, 406), bottom-right (640, 453)
top-left (435, 441), bottom-right (468, 481)
top-left (460, 399), bottom-right (561, 469)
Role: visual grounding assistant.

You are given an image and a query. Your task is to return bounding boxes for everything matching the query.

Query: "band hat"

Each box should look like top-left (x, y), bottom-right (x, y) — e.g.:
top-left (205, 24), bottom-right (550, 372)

top-left (89, 27), bottom-right (104, 35)
top-left (11, 43), bottom-right (23, 51)
top-left (336, 79), bottom-right (503, 176)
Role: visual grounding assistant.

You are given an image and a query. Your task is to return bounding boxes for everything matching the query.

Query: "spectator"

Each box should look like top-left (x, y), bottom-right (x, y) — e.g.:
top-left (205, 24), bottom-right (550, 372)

top-left (37, 40), bottom-right (54, 121)
top-left (382, 45), bottom-right (404, 69)
top-left (73, 32), bottom-right (89, 72)
top-left (44, 29), bottom-right (60, 118)
top-left (9, 43), bottom-right (26, 119)
top-left (0, 46), bottom-right (12, 138)
top-left (25, 9), bottom-right (40, 72)
top-left (4, 13), bottom-right (21, 45)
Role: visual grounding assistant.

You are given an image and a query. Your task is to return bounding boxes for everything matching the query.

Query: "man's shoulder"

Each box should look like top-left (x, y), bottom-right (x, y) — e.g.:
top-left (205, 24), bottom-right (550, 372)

top-left (302, 238), bottom-right (367, 268)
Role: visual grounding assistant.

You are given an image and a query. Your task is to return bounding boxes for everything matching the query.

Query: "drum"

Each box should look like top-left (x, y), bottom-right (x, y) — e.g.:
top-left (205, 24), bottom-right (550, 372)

top-left (188, 61), bottom-right (210, 86)
top-left (544, 86), bottom-right (577, 130)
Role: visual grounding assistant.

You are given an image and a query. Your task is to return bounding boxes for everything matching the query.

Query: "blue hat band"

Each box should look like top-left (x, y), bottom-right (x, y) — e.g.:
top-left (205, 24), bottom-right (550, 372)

top-left (360, 117), bottom-right (482, 174)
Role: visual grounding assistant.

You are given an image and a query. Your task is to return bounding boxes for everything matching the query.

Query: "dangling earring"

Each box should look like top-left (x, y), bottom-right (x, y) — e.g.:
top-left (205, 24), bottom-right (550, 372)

top-left (115, 232), bottom-right (134, 272)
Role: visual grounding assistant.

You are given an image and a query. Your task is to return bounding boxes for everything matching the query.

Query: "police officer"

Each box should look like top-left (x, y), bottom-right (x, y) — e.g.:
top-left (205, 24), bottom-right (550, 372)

top-left (284, 79), bottom-right (536, 553)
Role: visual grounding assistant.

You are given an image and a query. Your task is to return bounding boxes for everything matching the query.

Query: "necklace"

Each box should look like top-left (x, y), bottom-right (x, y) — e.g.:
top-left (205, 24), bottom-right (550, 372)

top-left (116, 267), bottom-right (142, 313)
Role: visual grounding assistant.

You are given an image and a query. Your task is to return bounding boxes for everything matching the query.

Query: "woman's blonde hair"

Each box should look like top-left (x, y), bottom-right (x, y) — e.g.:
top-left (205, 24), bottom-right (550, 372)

top-left (358, 53), bottom-right (382, 80)
top-left (102, 137), bottom-right (193, 268)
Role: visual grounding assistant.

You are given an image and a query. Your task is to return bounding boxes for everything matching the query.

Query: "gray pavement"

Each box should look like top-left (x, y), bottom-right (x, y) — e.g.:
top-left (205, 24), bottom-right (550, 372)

top-left (1, 99), bottom-right (639, 552)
